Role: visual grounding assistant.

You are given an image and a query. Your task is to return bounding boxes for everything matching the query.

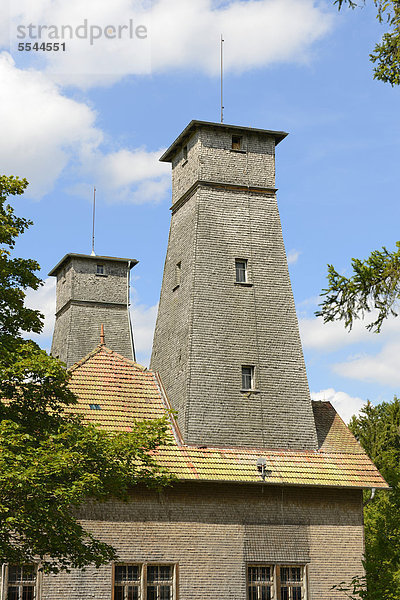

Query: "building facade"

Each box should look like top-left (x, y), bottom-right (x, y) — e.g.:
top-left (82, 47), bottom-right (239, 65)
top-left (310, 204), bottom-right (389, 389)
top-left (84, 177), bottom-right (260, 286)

top-left (0, 121), bottom-right (388, 600)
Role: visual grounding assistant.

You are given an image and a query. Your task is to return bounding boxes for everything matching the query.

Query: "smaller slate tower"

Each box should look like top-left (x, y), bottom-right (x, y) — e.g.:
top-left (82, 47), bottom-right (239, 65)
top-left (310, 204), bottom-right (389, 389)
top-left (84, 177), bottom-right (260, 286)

top-left (49, 253), bottom-right (137, 367)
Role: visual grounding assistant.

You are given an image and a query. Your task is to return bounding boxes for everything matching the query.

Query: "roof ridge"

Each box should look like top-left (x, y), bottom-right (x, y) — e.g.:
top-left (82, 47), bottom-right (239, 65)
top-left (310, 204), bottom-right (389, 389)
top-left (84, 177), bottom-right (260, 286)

top-left (68, 344), bottom-right (148, 372)
top-left (69, 344), bottom-right (104, 371)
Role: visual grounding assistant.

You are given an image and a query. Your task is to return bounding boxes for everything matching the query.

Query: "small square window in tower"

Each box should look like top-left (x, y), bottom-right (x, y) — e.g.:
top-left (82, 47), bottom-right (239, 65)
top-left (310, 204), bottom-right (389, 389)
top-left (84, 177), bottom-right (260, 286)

top-left (232, 135), bottom-right (242, 150)
top-left (235, 259), bottom-right (247, 283)
top-left (242, 365), bottom-right (254, 390)
top-left (96, 264), bottom-right (104, 275)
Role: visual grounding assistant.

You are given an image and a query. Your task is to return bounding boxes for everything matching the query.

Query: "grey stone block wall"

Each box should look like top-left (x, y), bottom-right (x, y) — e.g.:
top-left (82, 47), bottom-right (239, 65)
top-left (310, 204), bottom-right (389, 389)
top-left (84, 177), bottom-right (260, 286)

top-left (50, 255), bottom-right (135, 367)
top-left (40, 483), bottom-right (364, 600)
top-left (151, 123), bottom-right (317, 450)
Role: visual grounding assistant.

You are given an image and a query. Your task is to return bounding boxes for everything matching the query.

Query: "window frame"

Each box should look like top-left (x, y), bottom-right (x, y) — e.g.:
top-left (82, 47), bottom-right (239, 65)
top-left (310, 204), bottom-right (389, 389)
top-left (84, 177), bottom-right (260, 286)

top-left (247, 565), bottom-right (274, 600)
top-left (2, 564), bottom-right (40, 600)
top-left (241, 365), bottom-right (255, 391)
top-left (247, 564), bottom-right (307, 600)
top-left (112, 563), bottom-right (177, 600)
top-left (235, 258), bottom-right (248, 284)
top-left (231, 134), bottom-right (243, 151)
top-left (96, 264), bottom-right (107, 276)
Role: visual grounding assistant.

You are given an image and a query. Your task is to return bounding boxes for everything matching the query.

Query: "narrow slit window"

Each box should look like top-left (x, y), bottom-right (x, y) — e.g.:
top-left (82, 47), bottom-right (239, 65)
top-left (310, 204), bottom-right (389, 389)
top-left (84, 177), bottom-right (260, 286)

top-left (235, 259), bottom-right (247, 283)
top-left (232, 135), bottom-right (242, 150)
top-left (174, 261), bottom-right (182, 289)
top-left (242, 366), bottom-right (254, 390)
top-left (96, 264), bottom-right (104, 275)
top-left (183, 145), bottom-right (188, 161)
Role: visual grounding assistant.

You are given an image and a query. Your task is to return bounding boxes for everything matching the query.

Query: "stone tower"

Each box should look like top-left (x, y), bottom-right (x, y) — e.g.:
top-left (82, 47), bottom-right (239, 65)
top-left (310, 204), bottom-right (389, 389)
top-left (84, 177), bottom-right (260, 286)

top-left (49, 253), bottom-right (137, 367)
top-left (151, 120), bottom-right (318, 450)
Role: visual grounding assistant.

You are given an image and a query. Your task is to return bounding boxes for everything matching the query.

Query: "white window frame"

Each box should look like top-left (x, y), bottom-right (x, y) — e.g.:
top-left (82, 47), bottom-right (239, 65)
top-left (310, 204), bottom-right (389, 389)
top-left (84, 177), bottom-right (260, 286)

top-left (235, 259), bottom-right (248, 283)
top-left (1, 564), bottom-right (40, 600)
top-left (247, 565), bottom-right (307, 600)
top-left (247, 565), bottom-right (274, 600)
top-left (242, 365), bottom-right (255, 391)
top-left (112, 563), bottom-right (177, 600)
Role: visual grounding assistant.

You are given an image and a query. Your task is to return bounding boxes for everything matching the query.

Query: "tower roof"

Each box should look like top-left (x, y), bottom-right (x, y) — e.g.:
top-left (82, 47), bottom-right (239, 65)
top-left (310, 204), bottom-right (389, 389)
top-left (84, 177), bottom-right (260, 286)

top-left (159, 120), bottom-right (288, 163)
top-left (48, 253), bottom-right (138, 276)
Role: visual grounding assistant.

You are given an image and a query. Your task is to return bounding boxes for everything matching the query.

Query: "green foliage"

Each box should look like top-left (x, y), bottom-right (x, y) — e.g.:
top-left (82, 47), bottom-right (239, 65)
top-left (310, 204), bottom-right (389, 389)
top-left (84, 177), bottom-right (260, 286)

top-left (334, 0), bottom-right (400, 85)
top-left (0, 416), bottom-right (171, 573)
top-left (317, 242), bottom-right (400, 332)
top-left (332, 574), bottom-right (368, 599)
top-left (0, 175), bottom-right (172, 573)
top-left (347, 399), bottom-right (400, 599)
top-left (0, 175), bottom-right (43, 351)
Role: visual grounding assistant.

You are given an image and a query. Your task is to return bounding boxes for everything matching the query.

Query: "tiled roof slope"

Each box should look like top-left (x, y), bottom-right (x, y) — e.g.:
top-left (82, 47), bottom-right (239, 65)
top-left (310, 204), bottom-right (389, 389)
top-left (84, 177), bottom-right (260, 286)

top-left (69, 346), bottom-right (168, 430)
top-left (68, 345), bottom-right (388, 490)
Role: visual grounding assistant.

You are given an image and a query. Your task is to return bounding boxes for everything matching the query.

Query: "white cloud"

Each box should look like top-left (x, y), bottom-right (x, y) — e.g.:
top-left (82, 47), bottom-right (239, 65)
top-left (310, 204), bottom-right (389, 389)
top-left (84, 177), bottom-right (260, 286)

top-left (130, 302), bottom-right (158, 367)
top-left (299, 315), bottom-right (373, 352)
top-left (0, 52), bottom-right (101, 197)
top-left (92, 149), bottom-right (171, 204)
top-left (287, 249), bottom-right (300, 265)
top-left (0, 53), bottom-right (170, 201)
top-left (23, 277), bottom-right (56, 344)
top-left (333, 342), bottom-right (400, 387)
top-left (311, 388), bottom-right (365, 424)
top-left (4, 0), bottom-right (333, 87)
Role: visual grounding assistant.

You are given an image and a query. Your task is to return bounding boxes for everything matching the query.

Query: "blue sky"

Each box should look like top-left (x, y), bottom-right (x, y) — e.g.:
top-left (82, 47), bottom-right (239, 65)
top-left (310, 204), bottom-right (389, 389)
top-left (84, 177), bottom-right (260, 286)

top-left (1, 0), bottom-right (400, 422)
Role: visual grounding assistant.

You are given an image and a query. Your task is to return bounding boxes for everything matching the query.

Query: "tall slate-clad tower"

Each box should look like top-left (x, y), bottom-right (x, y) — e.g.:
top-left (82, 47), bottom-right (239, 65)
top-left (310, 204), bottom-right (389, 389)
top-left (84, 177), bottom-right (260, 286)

top-left (49, 253), bottom-right (137, 367)
top-left (151, 121), bottom-right (318, 450)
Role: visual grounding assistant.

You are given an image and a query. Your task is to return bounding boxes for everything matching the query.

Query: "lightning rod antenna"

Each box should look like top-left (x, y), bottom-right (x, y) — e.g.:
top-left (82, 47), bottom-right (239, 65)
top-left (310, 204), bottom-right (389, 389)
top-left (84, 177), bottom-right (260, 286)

top-left (91, 186), bottom-right (96, 256)
top-left (220, 34), bottom-right (224, 123)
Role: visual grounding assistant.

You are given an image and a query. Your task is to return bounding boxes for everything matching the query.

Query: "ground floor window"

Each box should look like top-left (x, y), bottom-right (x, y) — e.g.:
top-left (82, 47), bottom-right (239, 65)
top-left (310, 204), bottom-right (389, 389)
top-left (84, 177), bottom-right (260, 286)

top-left (113, 564), bottom-right (175, 600)
top-left (247, 565), bottom-right (306, 600)
top-left (4, 565), bottom-right (38, 600)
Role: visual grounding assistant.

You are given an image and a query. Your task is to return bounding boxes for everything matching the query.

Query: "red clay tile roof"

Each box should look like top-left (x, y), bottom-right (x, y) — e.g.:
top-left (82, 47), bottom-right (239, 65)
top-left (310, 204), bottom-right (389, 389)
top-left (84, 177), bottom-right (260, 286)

top-left (68, 345), bottom-right (388, 490)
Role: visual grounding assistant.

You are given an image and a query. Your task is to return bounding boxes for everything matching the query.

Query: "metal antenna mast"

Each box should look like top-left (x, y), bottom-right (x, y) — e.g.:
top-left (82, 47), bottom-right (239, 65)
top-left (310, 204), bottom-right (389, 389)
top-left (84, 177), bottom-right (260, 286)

top-left (91, 186), bottom-right (96, 256)
top-left (220, 34), bottom-right (224, 123)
